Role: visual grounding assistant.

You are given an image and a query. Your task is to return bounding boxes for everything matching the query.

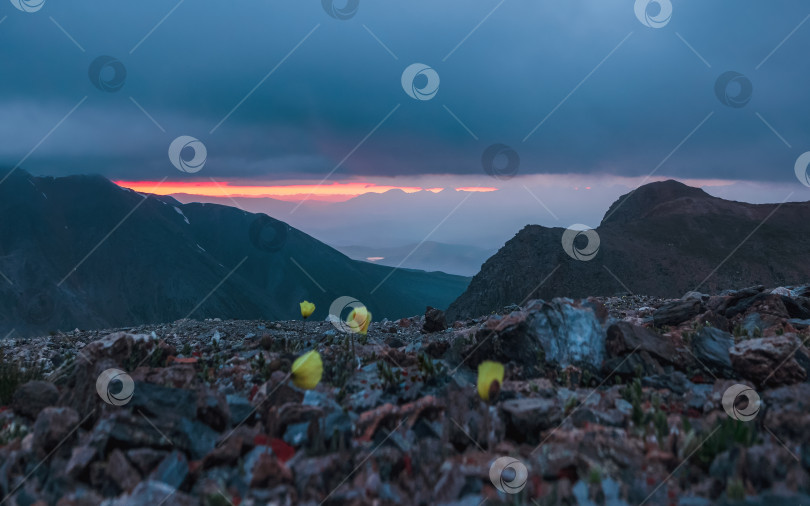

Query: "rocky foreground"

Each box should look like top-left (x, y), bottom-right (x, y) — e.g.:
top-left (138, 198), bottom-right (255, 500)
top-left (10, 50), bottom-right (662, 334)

top-left (3, 286), bottom-right (810, 505)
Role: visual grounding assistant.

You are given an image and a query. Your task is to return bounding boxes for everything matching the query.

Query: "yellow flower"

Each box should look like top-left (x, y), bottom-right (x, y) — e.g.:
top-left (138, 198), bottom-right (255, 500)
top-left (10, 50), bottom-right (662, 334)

top-left (291, 350), bottom-right (323, 390)
top-left (477, 361), bottom-right (504, 401)
top-left (299, 300), bottom-right (315, 319)
top-left (347, 306), bottom-right (372, 335)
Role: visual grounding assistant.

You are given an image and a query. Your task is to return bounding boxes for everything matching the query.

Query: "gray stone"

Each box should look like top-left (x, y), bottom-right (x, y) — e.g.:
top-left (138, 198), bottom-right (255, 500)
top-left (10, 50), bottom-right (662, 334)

top-left (653, 299), bottom-right (703, 327)
top-left (129, 382), bottom-right (197, 419)
top-left (11, 380), bottom-right (59, 419)
top-left (33, 406), bottom-right (80, 453)
top-left (691, 327), bottom-right (734, 376)
top-left (149, 450), bottom-right (188, 489)
top-left (501, 397), bottom-right (562, 442)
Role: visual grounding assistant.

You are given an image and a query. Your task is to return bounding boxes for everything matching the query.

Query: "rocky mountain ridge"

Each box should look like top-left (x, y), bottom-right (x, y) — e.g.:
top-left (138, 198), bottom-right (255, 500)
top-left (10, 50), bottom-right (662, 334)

top-left (2, 282), bottom-right (810, 504)
top-left (448, 180), bottom-right (810, 320)
top-left (0, 170), bottom-right (469, 337)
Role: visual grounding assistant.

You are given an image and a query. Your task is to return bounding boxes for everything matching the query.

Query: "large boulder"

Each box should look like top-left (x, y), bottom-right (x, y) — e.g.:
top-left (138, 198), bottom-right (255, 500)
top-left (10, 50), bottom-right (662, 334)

top-left (730, 334), bottom-right (809, 387)
top-left (602, 322), bottom-right (685, 376)
top-left (691, 327), bottom-right (734, 377)
top-left (653, 299), bottom-right (703, 327)
top-left (458, 298), bottom-right (606, 375)
top-left (11, 380), bottom-right (59, 419)
top-left (501, 397), bottom-right (563, 443)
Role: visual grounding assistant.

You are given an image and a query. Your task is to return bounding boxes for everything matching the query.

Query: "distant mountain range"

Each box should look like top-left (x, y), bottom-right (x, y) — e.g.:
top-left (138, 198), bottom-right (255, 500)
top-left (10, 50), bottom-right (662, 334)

top-left (332, 241), bottom-right (496, 277)
top-left (0, 171), bottom-right (469, 337)
top-left (447, 180), bottom-right (810, 320)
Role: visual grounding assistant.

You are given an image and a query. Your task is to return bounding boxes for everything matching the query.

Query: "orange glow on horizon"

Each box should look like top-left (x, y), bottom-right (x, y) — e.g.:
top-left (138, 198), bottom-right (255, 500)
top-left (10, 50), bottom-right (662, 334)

top-left (455, 186), bottom-right (497, 192)
top-left (113, 180), bottom-right (497, 202)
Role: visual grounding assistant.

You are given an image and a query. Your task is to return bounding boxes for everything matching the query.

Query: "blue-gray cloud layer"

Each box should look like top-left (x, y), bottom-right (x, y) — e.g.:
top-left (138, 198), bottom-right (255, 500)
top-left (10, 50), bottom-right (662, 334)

top-left (1, 0), bottom-right (809, 183)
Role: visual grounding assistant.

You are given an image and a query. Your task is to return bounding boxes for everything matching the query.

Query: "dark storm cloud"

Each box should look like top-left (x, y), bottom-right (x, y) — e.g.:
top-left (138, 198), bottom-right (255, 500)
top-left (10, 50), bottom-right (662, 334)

top-left (1, 0), bottom-right (809, 182)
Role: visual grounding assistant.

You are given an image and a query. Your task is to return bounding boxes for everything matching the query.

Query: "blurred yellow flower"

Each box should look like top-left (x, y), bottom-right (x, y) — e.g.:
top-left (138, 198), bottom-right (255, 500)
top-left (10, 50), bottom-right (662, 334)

top-left (291, 350), bottom-right (323, 390)
top-left (299, 300), bottom-right (315, 319)
top-left (347, 306), bottom-right (372, 335)
top-left (477, 361), bottom-right (504, 401)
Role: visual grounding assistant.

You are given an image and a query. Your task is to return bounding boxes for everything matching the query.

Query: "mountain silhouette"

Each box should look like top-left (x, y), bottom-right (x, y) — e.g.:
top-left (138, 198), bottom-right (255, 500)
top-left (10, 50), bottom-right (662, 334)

top-left (0, 171), bottom-right (469, 337)
top-left (447, 180), bottom-right (809, 320)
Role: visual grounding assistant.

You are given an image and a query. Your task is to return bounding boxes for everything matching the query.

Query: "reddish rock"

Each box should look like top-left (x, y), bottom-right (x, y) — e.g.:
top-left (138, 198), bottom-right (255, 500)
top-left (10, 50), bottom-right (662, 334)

top-left (11, 381), bottom-right (59, 419)
top-left (107, 449), bottom-right (140, 492)
top-left (33, 406), bottom-right (80, 454)
top-left (423, 307), bottom-right (447, 333)
top-left (730, 334), bottom-right (808, 387)
top-left (65, 445), bottom-right (96, 479)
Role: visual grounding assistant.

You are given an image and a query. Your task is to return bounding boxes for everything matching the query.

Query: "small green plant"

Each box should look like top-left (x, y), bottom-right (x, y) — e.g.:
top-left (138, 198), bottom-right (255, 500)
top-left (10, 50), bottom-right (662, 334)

top-left (693, 418), bottom-right (757, 469)
top-left (181, 342), bottom-right (192, 356)
top-left (581, 369), bottom-right (592, 387)
top-left (252, 352), bottom-right (270, 382)
top-left (622, 377), bottom-right (644, 426)
top-left (0, 350), bottom-right (44, 405)
top-left (417, 352), bottom-right (445, 383)
top-left (587, 467), bottom-right (602, 485)
top-left (149, 346), bottom-right (166, 368)
top-left (377, 360), bottom-right (401, 391)
top-left (752, 327), bottom-right (762, 338)
top-left (564, 395), bottom-right (579, 415)
top-left (0, 421), bottom-right (29, 446)
top-left (653, 409), bottom-right (669, 447)
top-left (726, 478), bottom-right (745, 501)
top-left (204, 493), bottom-right (233, 506)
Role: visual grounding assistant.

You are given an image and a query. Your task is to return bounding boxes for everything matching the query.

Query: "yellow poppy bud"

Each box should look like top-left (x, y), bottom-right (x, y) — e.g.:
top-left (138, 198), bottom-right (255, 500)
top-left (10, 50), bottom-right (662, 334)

top-left (347, 306), bottom-right (372, 335)
top-left (299, 300), bottom-right (315, 319)
top-left (477, 361), bottom-right (504, 401)
top-left (291, 350), bottom-right (323, 390)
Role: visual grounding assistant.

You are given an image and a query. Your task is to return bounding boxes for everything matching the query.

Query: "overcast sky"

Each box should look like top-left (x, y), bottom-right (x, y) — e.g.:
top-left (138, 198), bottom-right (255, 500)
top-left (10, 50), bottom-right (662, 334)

top-left (1, 0), bottom-right (809, 186)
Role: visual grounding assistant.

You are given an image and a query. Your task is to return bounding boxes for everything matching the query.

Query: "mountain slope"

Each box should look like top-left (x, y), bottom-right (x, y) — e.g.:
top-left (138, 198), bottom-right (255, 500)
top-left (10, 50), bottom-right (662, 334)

top-left (0, 171), bottom-right (469, 337)
top-left (332, 241), bottom-right (496, 277)
top-left (447, 180), bottom-right (810, 320)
